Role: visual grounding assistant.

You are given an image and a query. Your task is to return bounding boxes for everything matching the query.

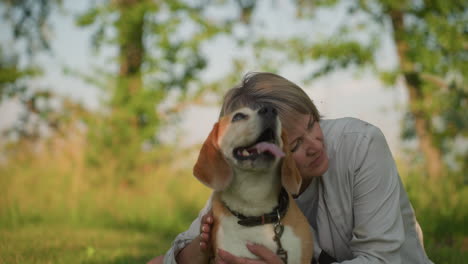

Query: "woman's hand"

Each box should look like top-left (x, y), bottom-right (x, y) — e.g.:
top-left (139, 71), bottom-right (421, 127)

top-left (200, 210), bottom-right (214, 253)
top-left (216, 243), bottom-right (284, 264)
top-left (175, 210), bottom-right (214, 264)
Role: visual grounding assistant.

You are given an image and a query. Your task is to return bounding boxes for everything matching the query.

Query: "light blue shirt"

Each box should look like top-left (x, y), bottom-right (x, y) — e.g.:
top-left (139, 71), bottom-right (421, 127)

top-left (295, 117), bottom-right (432, 263)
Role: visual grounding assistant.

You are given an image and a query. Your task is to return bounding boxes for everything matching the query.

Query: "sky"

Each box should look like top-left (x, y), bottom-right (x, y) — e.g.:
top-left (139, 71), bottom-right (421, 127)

top-left (0, 0), bottom-right (409, 155)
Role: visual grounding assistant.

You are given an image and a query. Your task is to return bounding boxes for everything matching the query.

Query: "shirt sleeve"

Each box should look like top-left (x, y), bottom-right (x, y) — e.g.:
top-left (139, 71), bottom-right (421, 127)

top-left (339, 126), bottom-right (405, 264)
top-left (163, 196), bottom-right (213, 264)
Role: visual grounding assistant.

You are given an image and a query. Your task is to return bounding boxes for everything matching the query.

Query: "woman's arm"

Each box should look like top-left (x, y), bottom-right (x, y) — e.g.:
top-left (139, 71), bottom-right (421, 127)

top-left (175, 235), bottom-right (211, 264)
top-left (340, 126), bottom-right (405, 263)
top-left (176, 211), bottom-right (214, 264)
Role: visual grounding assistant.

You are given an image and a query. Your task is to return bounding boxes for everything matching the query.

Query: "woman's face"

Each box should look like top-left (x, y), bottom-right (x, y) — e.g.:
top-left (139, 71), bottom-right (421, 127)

top-left (284, 113), bottom-right (329, 182)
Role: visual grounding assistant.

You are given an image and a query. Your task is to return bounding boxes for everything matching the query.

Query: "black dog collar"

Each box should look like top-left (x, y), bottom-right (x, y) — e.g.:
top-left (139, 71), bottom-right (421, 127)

top-left (225, 188), bottom-right (289, 227)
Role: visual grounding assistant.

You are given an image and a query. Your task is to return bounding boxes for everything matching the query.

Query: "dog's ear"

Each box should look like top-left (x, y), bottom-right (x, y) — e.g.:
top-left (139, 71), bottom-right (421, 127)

top-left (281, 131), bottom-right (302, 195)
top-left (193, 122), bottom-right (232, 191)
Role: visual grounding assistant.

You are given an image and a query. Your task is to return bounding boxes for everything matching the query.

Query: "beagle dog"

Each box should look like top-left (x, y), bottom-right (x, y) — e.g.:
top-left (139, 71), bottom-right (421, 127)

top-left (193, 106), bottom-right (313, 264)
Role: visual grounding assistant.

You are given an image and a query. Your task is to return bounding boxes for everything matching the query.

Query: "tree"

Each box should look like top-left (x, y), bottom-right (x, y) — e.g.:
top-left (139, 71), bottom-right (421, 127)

top-left (252, 0), bottom-right (467, 180)
top-left (383, 0), bottom-right (466, 180)
top-left (75, 0), bottom-right (233, 181)
top-left (0, 0), bottom-right (66, 140)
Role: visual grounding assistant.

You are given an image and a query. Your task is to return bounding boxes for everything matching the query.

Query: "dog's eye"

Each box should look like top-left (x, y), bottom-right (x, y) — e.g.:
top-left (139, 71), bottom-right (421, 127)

top-left (232, 113), bottom-right (248, 122)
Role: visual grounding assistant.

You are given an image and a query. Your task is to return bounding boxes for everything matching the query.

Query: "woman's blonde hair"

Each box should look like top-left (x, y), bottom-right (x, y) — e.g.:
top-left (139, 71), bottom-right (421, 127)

top-left (220, 72), bottom-right (320, 130)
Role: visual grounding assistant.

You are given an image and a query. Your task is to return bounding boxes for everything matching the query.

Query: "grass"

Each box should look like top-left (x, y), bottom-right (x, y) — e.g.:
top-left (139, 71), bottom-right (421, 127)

top-left (399, 160), bottom-right (468, 264)
top-left (0, 224), bottom-right (168, 264)
top-left (0, 134), bottom-right (211, 264)
top-left (424, 237), bottom-right (468, 264)
top-left (0, 134), bottom-right (466, 263)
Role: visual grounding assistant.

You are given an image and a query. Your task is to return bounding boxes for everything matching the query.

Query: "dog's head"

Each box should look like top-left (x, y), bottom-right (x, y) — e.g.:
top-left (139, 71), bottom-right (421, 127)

top-left (193, 106), bottom-right (302, 194)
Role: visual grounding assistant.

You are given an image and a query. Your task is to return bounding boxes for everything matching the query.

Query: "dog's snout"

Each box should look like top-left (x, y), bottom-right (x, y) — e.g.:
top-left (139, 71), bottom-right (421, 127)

top-left (258, 106), bottom-right (277, 118)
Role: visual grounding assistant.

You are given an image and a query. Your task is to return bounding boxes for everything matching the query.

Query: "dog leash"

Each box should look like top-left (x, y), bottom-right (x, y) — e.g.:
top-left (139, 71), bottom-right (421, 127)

top-left (273, 209), bottom-right (288, 263)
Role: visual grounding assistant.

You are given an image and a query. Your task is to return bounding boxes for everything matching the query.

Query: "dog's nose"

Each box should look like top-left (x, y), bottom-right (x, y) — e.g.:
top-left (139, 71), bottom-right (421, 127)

top-left (258, 106), bottom-right (278, 118)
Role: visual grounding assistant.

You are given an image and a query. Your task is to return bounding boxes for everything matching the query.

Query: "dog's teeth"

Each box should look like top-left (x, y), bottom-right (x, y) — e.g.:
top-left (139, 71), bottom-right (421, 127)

top-left (242, 149), bottom-right (250, 156)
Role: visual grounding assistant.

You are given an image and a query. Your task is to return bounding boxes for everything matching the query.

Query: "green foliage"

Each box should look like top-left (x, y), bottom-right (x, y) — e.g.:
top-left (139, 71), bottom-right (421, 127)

top-left (0, 0), bottom-right (63, 53)
top-left (72, 0), bottom-right (234, 183)
top-left (0, 0), bottom-right (72, 141)
top-left (0, 61), bottom-right (32, 88)
top-left (289, 0), bottom-right (468, 83)
top-left (0, 48), bottom-right (41, 100)
top-left (401, 79), bottom-right (467, 178)
top-left (378, 70), bottom-right (399, 86)
top-left (249, 0), bottom-right (467, 178)
top-left (307, 40), bottom-right (376, 79)
top-left (0, 133), bottom-right (210, 231)
top-left (75, 6), bottom-right (100, 27)
top-left (400, 162), bottom-right (468, 263)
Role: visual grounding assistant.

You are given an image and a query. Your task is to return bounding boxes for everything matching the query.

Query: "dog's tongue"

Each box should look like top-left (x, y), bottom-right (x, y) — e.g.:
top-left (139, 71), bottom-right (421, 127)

top-left (251, 142), bottom-right (285, 158)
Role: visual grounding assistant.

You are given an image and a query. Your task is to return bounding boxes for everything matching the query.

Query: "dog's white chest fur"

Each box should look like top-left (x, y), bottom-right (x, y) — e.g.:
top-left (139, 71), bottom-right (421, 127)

top-left (217, 214), bottom-right (303, 263)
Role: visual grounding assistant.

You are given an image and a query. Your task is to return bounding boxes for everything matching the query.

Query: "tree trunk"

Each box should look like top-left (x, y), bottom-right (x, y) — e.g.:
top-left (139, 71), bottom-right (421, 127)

top-left (389, 10), bottom-right (444, 180)
top-left (112, 0), bottom-right (145, 129)
top-left (115, 0), bottom-right (144, 95)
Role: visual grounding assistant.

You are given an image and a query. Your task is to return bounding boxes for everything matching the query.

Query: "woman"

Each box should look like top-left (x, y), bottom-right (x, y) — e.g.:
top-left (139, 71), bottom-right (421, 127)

top-left (150, 72), bottom-right (433, 264)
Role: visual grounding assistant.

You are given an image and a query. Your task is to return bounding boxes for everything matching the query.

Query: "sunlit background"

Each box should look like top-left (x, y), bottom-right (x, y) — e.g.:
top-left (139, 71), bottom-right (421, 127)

top-left (0, 0), bottom-right (466, 263)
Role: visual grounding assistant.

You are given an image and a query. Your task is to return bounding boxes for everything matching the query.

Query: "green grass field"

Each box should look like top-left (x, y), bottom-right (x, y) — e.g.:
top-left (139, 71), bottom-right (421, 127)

top-left (1, 225), bottom-right (166, 264)
top-left (1, 222), bottom-right (467, 264)
top-left (0, 137), bottom-right (466, 263)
